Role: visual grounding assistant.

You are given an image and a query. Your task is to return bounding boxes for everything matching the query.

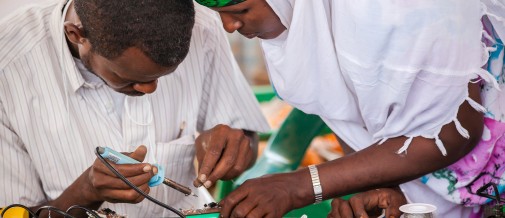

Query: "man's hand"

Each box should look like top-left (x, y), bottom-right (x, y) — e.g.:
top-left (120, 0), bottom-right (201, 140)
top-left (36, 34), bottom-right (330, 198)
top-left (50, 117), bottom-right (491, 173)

top-left (193, 124), bottom-right (257, 188)
top-left (83, 145), bottom-right (156, 204)
top-left (32, 146), bottom-right (157, 218)
top-left (328, 187), bottom-right (407, 218)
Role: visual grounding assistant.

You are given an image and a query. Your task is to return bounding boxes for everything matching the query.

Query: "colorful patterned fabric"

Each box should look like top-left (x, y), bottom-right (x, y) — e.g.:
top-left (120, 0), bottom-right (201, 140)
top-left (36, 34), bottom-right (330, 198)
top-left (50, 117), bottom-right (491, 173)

top-left (195, 0), bottom-right (244, 7)
top-left (421, 17), bottom-right (505, 213)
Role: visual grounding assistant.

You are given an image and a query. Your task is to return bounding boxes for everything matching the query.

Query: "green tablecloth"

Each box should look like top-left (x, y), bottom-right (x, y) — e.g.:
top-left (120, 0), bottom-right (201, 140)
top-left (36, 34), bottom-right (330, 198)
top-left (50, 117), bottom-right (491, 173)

top-left (187, 199), bottom-right (332, 218)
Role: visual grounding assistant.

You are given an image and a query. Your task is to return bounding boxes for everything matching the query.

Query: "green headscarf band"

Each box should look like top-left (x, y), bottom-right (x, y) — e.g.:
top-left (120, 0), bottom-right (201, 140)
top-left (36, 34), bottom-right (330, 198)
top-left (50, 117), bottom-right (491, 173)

top-left (195, 0), bottom-right (245, 7)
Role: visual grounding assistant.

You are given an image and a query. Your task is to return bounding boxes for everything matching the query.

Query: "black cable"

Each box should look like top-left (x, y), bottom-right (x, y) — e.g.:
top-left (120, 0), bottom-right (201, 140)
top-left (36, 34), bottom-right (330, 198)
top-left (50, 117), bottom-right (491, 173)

top-left (1, 204), bottom-right (38, 218)
top-left (94, 147), bottom-right (186, 218)
top-left (35, 206), bottom-right (75, 218)
top-left (66, 205), bottom-right (101, 218)
top-left (2, 203), bottom-right (99, 218)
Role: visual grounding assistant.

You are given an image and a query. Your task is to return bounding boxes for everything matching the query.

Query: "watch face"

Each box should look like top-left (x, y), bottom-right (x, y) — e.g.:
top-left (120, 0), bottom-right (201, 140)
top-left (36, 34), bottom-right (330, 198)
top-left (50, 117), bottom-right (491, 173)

top-left (314, 185), bottom-right (323, 194)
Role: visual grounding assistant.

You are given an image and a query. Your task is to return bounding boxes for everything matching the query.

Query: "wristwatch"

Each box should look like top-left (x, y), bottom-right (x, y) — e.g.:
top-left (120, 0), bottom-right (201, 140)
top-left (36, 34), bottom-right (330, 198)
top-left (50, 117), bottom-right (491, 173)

top-left (308, 165), bottom-right (323, 204)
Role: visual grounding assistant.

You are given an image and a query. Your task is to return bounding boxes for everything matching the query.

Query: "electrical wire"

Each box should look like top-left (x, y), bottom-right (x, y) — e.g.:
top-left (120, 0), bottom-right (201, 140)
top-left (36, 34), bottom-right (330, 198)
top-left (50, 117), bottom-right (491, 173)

top-left (1, 204), bottom-right (38, 218)
top-left (94, 147), bottom-right (186, 218)
top-left (1, 148), bottom-right (186, 218)
top-left (1, 204), bottom-right (102, 218)
top-left (66, 205), bottom-right (101, 218)
top-left (35, 206), bottom-right (74, 217)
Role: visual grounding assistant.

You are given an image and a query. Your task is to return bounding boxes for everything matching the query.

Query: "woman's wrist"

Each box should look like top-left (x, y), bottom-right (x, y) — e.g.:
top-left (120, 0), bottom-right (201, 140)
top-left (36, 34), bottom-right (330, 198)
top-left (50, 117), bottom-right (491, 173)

top-left (290, 167), bottom-right (322, 208)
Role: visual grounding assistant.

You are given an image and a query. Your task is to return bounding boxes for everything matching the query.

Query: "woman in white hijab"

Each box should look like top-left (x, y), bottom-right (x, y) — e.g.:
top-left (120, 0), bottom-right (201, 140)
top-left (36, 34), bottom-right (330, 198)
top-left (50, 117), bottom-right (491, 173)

top-left (197, 0), bottom-right (505, 217)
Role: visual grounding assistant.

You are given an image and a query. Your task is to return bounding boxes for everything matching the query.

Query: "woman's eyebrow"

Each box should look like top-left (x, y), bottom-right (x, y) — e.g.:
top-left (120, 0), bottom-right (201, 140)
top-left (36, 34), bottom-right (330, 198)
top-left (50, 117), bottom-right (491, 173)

top-left (217, 4), bottom-right (248, 14)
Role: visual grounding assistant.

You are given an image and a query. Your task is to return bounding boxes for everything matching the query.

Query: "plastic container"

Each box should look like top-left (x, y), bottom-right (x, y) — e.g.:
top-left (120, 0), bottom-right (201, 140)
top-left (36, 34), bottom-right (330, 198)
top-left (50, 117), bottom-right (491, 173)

top-left (0, 207), bottom-right (29, 218)
top-left (399, 203), bottom-right (437, 218)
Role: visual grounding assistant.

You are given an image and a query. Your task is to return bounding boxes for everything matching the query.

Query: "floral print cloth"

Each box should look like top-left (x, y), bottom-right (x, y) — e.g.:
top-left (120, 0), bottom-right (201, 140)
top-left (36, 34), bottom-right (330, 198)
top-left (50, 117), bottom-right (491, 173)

top-left (421, 17), bottom-right (505, 217)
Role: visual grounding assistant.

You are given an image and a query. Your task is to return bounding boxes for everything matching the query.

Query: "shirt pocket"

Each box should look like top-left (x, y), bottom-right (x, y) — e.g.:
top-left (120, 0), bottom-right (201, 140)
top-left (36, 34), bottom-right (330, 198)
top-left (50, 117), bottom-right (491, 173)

top-left (154, 135), bottom-right (196, 183)
top-left (146, 135), bottom-right (199, 213)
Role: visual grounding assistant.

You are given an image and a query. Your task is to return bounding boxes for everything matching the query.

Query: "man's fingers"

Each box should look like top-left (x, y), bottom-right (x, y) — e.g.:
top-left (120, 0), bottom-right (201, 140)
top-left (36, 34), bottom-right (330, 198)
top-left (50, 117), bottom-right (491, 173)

top-left (94, 161), bottom-right (154, 178)
top-left (206, 135), bottom-right (245, 184)
top-left (132, 184), bottom-right (151, 204)
top-left (129, 145), bottom-right (148, 162)
top-left (93, 172), bottom-right (153, 189)
top-left (223, 137), bottom-right (252, 180)
top-left (193, 125), bottom-right (255, 188)
top-left (198, 135), bottom-right (226, 176)
top-left (99, 183), bottom-right (150, 203)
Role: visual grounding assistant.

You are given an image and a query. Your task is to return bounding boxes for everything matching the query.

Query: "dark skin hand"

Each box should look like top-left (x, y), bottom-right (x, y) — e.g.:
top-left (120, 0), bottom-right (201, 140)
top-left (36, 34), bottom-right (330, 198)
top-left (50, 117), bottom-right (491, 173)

top-left (328, 187), bottom-right (407, 218)
top-left (329, 138), bottom-right (406, 218)
top-left (220, 83), bottom-right (483, 218)
top-left (31, 145), bottom-right (156, 218)
top-left (193, 124), bottom-right (259, 189)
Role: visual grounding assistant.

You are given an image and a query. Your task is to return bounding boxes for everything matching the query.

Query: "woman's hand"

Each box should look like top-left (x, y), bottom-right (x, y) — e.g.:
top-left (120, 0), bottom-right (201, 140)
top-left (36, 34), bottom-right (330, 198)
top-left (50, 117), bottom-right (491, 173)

top-left (220, 170), bottom-right (314, 218)
top-left (328, 187), bottom-right (406, 218)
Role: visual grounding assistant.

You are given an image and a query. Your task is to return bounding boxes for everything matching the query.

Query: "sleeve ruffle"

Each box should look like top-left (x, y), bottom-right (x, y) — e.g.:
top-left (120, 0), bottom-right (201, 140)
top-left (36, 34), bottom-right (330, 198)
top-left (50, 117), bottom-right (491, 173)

top-left (377, 1), bottom-right (502, 156)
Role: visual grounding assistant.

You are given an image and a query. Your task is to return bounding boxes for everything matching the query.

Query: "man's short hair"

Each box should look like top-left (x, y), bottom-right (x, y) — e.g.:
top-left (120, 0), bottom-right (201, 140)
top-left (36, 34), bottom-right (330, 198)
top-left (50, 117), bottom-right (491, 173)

top-left (74, 0), bottom-right (195, 67)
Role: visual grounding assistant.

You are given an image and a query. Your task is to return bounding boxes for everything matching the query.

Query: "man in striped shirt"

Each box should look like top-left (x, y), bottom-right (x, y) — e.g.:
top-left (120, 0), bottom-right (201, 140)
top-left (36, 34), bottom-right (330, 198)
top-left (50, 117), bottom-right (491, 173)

top-left (0, 0), bottom-right (270, 217)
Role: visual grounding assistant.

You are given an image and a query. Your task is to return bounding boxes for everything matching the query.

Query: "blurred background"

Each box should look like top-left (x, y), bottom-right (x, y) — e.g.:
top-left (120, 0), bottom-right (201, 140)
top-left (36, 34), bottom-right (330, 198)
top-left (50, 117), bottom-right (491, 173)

top-left (227, 33), bottom-right (270, 86)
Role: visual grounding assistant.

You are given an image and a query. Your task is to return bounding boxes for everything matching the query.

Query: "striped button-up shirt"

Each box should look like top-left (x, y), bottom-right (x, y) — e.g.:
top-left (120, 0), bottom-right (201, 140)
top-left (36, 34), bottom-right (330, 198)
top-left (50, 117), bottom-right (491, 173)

top-left (0, 0), bottom-right (270, 217)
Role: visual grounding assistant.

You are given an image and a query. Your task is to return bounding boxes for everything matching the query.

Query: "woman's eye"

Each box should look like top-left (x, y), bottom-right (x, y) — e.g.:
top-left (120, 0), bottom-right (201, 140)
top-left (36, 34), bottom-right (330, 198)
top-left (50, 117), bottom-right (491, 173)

top-left (235, 9), bottom-right (248, 14)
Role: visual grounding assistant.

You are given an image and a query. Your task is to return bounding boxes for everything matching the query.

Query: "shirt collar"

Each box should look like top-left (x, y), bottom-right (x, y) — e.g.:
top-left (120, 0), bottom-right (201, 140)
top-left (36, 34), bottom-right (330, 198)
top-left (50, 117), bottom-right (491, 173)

top-left (49, 0), bottom-right (86, 93)
top-left (73, 57), bottom-right (105, 89)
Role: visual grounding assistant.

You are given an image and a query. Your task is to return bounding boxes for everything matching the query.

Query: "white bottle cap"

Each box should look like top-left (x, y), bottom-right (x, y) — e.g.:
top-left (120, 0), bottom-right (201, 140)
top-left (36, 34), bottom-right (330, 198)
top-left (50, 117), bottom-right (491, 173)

top-left (400, 203), bottom-right (437, 214)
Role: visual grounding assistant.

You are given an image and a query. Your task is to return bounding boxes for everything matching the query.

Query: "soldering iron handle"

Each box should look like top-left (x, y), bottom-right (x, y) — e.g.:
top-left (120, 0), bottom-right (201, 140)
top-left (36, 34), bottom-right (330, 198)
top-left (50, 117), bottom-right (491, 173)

top-left (98, 146), bottom-right (196, 196)
top-left (97, 146), bottom-right (139, 164)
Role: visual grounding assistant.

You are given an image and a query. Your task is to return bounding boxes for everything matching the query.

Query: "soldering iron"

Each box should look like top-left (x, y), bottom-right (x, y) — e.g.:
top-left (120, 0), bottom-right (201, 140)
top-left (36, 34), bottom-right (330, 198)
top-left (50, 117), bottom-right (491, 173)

top-left (97, 146), bottom-right (198, 197)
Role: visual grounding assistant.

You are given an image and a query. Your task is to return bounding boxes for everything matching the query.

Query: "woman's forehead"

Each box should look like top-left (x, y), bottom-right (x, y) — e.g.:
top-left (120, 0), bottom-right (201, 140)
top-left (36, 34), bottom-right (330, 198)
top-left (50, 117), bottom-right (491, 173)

top-left (195, 0), bottom-right (245, 7)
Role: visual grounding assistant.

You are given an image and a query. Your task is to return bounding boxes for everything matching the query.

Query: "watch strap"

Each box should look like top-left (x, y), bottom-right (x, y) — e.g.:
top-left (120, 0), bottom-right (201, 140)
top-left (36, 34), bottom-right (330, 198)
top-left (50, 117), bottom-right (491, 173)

top-left (308, 165), bottom-right (323, 204)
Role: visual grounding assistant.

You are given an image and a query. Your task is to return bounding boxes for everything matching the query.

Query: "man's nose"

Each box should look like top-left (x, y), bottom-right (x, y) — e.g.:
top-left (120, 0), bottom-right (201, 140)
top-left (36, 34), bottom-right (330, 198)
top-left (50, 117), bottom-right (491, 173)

top-left (219, 13), bottom-right (242, 33)
top-left (133, 80), bottom-right (158, 94)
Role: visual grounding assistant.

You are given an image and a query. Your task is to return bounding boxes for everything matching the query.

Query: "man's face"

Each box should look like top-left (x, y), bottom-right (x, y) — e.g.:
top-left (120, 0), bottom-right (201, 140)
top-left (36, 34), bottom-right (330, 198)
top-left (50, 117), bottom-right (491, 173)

top-left (80, 47), bottom-right (178, 96)
top-left (212, 0), bottom-right (286, 39)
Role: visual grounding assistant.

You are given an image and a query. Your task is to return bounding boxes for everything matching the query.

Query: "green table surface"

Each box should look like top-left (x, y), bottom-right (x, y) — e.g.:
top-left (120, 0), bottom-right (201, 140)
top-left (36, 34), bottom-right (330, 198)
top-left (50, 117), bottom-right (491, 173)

top-left (187, 199), bottom-right (332, 218)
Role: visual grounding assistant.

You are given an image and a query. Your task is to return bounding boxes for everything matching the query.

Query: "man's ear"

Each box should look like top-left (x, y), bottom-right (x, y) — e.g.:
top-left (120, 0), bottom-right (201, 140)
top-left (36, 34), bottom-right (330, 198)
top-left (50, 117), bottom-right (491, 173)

top-left (63, 21), bottom-right (86, 45)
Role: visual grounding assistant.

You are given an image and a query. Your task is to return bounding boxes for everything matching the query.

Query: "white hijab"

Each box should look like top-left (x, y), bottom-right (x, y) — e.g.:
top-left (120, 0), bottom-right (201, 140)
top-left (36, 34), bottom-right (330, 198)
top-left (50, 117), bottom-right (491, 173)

top-left (262, 0), bottom-right (494, 152)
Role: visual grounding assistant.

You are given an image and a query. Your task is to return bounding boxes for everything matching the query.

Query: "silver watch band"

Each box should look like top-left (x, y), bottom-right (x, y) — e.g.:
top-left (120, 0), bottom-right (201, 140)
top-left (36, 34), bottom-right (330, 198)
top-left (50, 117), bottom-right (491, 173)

top-left (308, 165), bottom-right (323, 204)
